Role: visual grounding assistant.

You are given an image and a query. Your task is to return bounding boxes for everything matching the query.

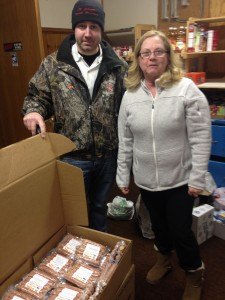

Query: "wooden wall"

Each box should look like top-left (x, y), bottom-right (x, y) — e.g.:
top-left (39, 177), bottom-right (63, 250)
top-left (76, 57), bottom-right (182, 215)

top-left (0, 0), bottom-right (44, 147)
top-left (42, 28), bottom-right (73, 55)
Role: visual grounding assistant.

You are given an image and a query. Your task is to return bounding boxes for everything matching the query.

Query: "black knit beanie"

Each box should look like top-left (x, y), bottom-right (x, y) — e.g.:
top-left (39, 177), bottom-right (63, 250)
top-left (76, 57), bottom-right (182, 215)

top-left (72, 0), bottom-right (105, 31)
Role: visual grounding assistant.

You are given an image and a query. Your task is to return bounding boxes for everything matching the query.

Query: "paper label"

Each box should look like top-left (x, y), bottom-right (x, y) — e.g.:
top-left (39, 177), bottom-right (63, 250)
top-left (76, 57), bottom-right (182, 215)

top-left (83, 243), bottom-right (100, 260)
top-left (55, 288), bottom-right (79, 300)
top-left (72, 266), bottom-right (93, 283)
top-left (12, 297), bottom-right (24, 300)
top-left (25, 274), bottom-right (49, 293)
top-left (63, 238), bottom-right (80, 254)
top-left (47, 254), bottom-right (69, 272)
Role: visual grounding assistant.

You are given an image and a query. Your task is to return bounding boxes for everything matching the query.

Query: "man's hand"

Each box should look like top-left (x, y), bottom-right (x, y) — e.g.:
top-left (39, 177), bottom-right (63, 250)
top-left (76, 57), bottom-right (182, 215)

top-left (23, 112), bottom-right (46, 138)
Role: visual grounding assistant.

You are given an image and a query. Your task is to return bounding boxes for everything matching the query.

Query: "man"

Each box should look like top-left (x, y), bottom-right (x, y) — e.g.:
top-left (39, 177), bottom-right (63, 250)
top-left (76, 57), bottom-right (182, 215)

top-left (22, 0), bottom-right (126, 232)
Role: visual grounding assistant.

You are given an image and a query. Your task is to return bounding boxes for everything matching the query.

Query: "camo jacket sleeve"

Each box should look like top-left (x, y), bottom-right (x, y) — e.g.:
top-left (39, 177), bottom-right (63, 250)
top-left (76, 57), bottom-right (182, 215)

top-left (22, 55), bottom-right (55, 119)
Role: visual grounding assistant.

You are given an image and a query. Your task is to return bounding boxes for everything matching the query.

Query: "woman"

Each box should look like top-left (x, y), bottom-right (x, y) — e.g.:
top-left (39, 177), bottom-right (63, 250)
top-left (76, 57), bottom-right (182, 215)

top-left (116, 30), bottom-right (211, 300)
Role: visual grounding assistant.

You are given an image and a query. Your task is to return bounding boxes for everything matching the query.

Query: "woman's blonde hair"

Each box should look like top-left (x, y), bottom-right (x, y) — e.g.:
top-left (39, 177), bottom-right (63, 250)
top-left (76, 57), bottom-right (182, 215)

top-left (125, 30), bottom-right (184, 91)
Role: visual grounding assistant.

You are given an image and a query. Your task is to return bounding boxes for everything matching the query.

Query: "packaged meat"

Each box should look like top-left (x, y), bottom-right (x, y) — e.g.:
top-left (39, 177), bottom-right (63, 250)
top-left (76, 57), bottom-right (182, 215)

top-left (64, 261), bottom-right (101, 289)
top-left (56, 233), bottom-right (82, 258)
top-left (16, 269), bottom-right (57, 299)
top-left (99, 240), bottom-right (127, 283)
top-left (38, 250), bottom-right (74, 278)
top-left (76, 239), bottom-right (108, 267)
top-left (2, 288), bottom-right (36, 300)
top-left (48, 282), bottom-right (83, 300)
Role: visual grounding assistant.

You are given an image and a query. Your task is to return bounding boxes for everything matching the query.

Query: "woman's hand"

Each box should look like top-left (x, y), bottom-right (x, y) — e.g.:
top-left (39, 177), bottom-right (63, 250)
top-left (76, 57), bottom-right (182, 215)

top-left (119, 187), bottom-right (130, 195)
top-left (188, 186), bottom-right (203, 198)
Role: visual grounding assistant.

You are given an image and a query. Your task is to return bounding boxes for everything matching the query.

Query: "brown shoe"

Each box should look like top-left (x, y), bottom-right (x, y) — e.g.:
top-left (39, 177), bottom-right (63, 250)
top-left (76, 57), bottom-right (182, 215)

top-left (182, 269), bottom-right (204, 300)
top-left (146, 252), bottom-right (172, 285)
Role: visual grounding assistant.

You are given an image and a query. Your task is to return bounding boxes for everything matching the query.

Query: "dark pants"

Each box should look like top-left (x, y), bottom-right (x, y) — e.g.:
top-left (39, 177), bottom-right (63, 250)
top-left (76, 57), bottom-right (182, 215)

top-left (61, 154), bottom-right (117, 232)
top-left (140, 185), bottom-right (202, 271)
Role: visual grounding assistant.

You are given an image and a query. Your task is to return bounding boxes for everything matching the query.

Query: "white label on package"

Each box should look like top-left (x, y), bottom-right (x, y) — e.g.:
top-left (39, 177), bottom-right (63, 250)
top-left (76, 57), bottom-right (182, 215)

top-left (63, 238), bottom-right (80, 254)
top-left (56, 288), bottom-right (79, 300)
top-left (12, 297), bottom-right (24, 300)
top-left (47, 254), bottom-right (69, 272)
top-left (25, 274), bottom-right (49, 293)
top-left (72, 266), bottom-right (93, 283)
top-left (83, 243), bottom-right (100, 260)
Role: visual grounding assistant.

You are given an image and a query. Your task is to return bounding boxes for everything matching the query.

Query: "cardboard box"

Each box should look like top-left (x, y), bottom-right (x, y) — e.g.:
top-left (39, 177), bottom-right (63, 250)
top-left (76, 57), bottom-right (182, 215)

top-left (213, 220), bottom-right (225, 240)
top-left (115, 265), bottom-right (135, 300)
top-left (0, 133), bottom-right (133, 299)
top-left (186, 72), bottom-right (206, 85)
top-left (192, 204), bottom-right (214, 244)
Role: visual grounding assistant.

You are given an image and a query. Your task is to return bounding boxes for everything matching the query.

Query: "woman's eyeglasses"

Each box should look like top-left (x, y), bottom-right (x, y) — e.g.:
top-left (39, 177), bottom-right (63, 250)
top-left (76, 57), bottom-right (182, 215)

top-left (139, 49), bottom-right (168, 59)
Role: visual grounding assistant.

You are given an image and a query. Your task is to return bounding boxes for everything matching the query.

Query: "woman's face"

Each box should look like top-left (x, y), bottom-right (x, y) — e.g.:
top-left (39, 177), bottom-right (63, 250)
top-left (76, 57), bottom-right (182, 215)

top-left (138, 36), bottom-right (169, 82)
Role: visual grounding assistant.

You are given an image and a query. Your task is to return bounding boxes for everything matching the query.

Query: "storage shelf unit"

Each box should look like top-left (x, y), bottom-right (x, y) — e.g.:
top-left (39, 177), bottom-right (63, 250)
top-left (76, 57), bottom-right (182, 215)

top-left (182, 16), bottom-right (225, 82)
top-left (182, 16), bottom-right (225, 187)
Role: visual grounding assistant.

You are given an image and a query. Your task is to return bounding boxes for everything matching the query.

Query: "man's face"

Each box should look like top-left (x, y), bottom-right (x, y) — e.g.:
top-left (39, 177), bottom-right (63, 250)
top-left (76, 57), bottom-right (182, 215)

top-left (75, 21), bottom-right (102, 55)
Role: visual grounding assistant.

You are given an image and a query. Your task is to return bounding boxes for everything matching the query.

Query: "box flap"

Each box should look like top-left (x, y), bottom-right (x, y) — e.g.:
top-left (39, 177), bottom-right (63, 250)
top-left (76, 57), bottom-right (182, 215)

top-left (57, 161), bottom-right (88, 226)
top-left (0, 133), bottom-right (75, 189)
top-left (0, 162), bottom-right (65, 284)
top-left (0, 133), bottom-right (77, 284)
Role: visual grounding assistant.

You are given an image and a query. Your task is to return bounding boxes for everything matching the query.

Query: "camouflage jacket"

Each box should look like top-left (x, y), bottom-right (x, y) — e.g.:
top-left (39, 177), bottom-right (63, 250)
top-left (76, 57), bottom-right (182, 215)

top-left (23, 34), bottom-right (127, 154)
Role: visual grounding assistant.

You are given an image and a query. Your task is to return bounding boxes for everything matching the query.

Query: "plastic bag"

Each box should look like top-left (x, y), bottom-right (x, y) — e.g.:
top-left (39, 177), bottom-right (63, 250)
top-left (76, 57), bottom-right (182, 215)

top-left (107, 196), bottom-right (134, 220)
top-left (135, 194), bottom-right (155, 239)
top-left (213, 187), bottom-right (225, 210)
top-left (200, 172), bottom-right (217, 196)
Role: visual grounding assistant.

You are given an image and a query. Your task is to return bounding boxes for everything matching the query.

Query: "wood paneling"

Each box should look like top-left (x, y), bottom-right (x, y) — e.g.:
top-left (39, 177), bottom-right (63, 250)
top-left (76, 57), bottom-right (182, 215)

top-left (0, 0), bottom-right (44, 147)
top-left (209, 0), bottom-right (225, 18)
top-left (42, 28), bottom-right (73, 56)
top-left (158, 0), bottom-right (210, 33)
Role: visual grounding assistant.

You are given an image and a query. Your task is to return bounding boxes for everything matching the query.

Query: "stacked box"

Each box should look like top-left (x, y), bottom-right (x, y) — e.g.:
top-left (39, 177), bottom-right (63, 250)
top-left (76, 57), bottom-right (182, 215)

top-left (192, 204), bottom-right (214, 244)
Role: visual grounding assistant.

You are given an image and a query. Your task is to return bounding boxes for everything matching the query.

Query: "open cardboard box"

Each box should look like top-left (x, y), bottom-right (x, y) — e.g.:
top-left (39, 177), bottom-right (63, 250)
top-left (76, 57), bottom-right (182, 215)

top-left (0, 133), bottom-right (133, 299)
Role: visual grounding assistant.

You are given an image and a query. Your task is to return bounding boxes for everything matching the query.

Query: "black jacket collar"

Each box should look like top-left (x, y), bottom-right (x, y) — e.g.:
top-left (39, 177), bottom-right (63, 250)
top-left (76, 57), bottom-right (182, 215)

top-left (57, 34), bottom-right (123, 72)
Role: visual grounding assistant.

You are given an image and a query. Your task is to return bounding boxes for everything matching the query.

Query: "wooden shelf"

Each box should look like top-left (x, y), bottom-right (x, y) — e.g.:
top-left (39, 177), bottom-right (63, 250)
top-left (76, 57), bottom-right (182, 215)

top-left (198, 82), bottom-right (225, 89)
top-left (189, 16), bottom-right (225, 23)
top-left (182, 50), bottom-right (225, 59)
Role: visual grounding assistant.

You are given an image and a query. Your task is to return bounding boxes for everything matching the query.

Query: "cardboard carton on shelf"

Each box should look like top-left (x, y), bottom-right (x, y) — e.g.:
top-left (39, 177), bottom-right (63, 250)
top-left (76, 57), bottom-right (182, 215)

top-left (186, 72), bottom-right (206, 85)
top-left (0, 133), bottom-right (133, 299)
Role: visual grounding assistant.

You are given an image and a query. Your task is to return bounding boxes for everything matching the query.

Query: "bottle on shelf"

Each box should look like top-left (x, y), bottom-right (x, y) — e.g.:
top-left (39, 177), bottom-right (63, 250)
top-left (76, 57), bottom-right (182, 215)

top-left (198, 24), bottom-right (207, 52)
top-left (175, 26), bottom-right (186, 53)
top-left (187, 23), bottom-right (197, 53)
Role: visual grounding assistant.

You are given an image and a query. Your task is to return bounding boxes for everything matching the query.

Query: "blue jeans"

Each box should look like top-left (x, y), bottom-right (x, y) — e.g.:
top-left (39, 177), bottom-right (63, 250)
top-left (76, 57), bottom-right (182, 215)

top-left (61, 154), bottom-right (117, 232)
